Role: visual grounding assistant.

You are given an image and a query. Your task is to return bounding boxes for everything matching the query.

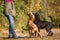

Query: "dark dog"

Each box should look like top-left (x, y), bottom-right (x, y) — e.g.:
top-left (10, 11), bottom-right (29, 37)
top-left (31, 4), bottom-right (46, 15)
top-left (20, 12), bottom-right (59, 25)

top-left (34, 13), bottom-right (54, 36)
top-left (27, 12), bottom-right (40, 37)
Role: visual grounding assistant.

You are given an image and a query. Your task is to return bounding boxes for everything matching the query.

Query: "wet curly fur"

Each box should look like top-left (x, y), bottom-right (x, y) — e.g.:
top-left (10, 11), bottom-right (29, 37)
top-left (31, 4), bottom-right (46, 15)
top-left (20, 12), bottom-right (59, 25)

top-left (34, 13), bottom-right (53, 36)
top-left (27, 12), bottom-right (40, 37)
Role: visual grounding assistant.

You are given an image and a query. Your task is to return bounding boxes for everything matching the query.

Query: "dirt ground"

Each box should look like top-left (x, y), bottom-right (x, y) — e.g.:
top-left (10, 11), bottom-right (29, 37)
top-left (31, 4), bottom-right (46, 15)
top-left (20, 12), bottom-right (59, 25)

top-left (0, 28), bottom-right (60, 40)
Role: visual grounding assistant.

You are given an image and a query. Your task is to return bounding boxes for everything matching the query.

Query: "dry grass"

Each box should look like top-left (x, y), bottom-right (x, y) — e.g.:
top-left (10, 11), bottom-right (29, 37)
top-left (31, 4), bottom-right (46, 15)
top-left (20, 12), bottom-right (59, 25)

top-left (0, 28), bottom-right (60, 40)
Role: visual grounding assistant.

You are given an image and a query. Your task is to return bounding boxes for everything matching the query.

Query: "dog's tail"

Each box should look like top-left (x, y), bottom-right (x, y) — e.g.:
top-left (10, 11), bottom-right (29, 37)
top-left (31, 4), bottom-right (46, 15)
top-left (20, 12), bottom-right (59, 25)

top-left (48, 16), bottom-right (54, 22)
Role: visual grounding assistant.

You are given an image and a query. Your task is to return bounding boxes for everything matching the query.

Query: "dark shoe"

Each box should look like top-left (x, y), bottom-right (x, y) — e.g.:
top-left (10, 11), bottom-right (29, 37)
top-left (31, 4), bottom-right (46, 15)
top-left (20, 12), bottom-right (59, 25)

top-left (8, 34), bottom-right (18, 38)
top-left (8, 36), bottom-right (19, 38)
top-left (8, 34), bottom-right (12, 38)
top-left (12, 36), bottom-right (18, 38)
top-left (12, 35), bottom-right (19, 38)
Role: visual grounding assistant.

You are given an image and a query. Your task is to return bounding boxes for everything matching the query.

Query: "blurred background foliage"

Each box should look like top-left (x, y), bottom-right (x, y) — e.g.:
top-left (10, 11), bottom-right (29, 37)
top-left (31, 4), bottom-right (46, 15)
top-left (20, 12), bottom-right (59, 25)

top-left (0, 0), bottom-right (60, 31)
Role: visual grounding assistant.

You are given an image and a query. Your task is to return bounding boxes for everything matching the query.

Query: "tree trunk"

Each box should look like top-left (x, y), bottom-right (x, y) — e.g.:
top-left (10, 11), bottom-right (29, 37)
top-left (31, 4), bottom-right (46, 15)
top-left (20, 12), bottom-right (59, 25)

top-left (41, 0), bottom-right (48, 17)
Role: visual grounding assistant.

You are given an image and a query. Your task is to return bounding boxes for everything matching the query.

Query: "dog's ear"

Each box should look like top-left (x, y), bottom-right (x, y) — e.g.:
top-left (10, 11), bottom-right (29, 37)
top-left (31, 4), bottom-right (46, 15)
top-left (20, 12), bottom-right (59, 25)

top-left (34, 13), bottom-right (40, 18)
top-left (27, 13), bottom-right (30, 16)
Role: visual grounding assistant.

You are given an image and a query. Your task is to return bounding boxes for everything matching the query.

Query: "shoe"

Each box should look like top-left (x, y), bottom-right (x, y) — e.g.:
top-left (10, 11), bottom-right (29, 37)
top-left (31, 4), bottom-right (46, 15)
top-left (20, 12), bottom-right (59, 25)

top-left (12, 36), bottom-right (19, 39)
top-left (12, 34), bottom-right (19, 38)
top-left (8, 34), bottom-right (12, 38)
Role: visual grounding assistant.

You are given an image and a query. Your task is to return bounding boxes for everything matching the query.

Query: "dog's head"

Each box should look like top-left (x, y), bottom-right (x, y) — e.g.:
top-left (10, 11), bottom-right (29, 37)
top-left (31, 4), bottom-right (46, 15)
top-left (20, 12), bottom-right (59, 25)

top-left (27, 12), bottom-right (32, 17)
top-left (34, 13), bottom-right (40, 20)
top-left (27, 12), bottom-right (34, 20)
top-left (27, 12), bottom-right (35, 22)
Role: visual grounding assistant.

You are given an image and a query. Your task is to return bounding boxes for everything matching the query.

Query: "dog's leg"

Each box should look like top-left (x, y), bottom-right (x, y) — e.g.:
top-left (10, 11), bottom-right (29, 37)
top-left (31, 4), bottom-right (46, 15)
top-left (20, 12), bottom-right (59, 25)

top-left (31, 29), bottom-right (35, 37)
top-left (36, 29), bottom-right (42, 37)
top-left (46, 24), bottom-right (53, 36)
top-left (37, 28), bottom-right (40, 36)
top-left (48, 31), bottom-right (53, 36)
top-left (29, 29), bottom-right (32, 37)
top-left (34, 32), bottom-right (36, 37)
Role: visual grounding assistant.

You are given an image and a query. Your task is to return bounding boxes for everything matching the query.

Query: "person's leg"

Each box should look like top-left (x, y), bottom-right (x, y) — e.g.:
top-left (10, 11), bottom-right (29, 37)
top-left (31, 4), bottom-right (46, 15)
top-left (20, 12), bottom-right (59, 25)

top-left (7, 15), bottom-right (17, 38)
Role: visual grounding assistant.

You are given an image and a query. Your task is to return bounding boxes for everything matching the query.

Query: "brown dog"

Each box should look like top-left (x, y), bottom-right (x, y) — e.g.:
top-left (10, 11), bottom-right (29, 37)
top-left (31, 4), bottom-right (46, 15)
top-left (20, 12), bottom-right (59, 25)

top-left (27, 12), bottom-right (40, 37)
